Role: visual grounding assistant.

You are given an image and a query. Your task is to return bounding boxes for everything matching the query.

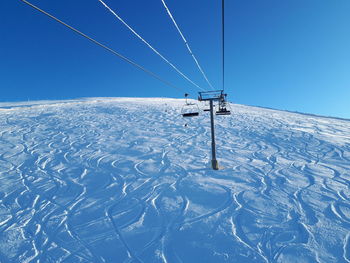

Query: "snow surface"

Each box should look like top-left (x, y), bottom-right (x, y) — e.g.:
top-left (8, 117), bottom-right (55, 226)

top-left (0, 97), bottom-right (349, 263)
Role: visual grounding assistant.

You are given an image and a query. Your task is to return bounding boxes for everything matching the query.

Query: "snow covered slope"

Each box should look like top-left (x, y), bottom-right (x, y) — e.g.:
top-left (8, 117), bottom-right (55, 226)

top-left (0, 98), bottom-right (349, 263)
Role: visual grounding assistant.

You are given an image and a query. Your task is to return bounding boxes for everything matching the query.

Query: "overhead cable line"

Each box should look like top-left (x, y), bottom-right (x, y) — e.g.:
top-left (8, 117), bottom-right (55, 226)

top-left (19, 0), bottom-right (187, 94)
top-left (160, 0), bottom-right (215, 91)
top-left (222, 0), bottom-right (225, 91)
top-left (97, 0), bottom-right (206, 92)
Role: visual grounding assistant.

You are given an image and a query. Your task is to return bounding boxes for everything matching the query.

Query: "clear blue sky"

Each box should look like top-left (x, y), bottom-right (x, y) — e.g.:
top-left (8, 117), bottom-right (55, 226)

top-left (1, 0), bottom-right (350, 118)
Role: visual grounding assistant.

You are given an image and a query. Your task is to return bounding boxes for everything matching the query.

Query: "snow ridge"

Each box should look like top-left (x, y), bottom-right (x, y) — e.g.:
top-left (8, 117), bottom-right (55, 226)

top-left (0, 98), bottom-right (349, 262)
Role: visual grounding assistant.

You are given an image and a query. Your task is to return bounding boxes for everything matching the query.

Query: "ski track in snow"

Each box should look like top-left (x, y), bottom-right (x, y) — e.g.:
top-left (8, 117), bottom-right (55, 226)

top-left (0, 98), bottom-right (349, 263)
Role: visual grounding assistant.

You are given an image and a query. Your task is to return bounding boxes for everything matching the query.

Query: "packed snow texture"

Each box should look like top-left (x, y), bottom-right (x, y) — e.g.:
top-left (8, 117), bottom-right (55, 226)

top-left (0, 98), bottom-right (349, 263)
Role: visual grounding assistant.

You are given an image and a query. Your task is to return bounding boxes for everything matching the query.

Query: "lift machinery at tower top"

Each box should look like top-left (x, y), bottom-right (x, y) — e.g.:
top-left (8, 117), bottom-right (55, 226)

top-left (198, 90), bottom-right (231, 116)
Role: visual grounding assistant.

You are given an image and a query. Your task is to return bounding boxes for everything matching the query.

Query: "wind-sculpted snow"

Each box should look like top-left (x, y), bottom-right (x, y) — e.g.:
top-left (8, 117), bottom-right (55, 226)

top-left (0, 98), bottom-right (349, 263)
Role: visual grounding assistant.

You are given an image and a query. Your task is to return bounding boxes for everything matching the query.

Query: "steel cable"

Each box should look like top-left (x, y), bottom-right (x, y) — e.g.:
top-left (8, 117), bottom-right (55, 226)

top-left (97, 0), bottom-right (206, 92)
top-left (19, 0), bottom-right (189, 94)
top-left (160, 0), bottom-right (215, 91)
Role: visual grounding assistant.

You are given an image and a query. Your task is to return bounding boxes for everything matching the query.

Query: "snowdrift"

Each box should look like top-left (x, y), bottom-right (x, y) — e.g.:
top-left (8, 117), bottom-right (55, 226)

top-left (0, 98), bottom-right (349, 263)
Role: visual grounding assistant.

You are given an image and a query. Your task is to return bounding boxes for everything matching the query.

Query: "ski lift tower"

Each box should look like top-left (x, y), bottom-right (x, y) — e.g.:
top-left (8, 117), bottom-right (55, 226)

top-left (198, 90), bottom-right (227, 170)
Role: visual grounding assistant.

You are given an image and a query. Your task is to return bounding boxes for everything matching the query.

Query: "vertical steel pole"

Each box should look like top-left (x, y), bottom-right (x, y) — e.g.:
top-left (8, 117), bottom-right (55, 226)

top-left (210, 100), bottom-right (219, 170)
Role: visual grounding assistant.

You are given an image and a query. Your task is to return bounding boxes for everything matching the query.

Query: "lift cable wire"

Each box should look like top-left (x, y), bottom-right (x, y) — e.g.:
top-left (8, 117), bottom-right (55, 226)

top-left (160, 0), bottom-right (215, 91)
top-left (97, 0), bottom-right (206, 92)
top-left (19, 0), bottom-right (188, 94)
top-left (222, 0), bottom-right (225, 91)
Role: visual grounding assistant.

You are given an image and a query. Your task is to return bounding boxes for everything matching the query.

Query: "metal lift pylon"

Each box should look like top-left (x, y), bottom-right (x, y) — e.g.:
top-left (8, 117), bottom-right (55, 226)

top-left (198, 90), bottom-right (227, 170)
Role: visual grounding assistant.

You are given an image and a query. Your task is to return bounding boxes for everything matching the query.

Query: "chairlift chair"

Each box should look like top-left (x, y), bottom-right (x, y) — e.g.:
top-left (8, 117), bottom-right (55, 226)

top-left (216, 107), bottom-right (231, 115)
top-left (216, 95), bottom-right (231, 116)
top-left (203, 101), bottom-right (211, 112)
top-left (181, 93), bottom-right (199, 117)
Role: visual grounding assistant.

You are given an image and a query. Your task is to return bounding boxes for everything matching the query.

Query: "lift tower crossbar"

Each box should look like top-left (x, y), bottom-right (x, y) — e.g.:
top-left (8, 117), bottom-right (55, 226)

top-left (198, 90), bottom-right (226, 170)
